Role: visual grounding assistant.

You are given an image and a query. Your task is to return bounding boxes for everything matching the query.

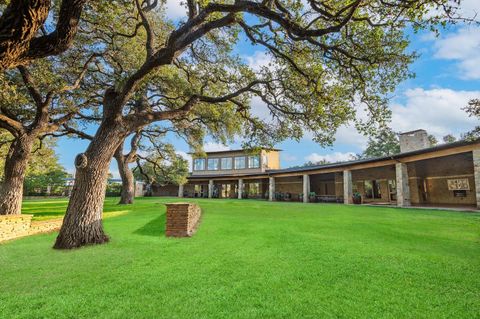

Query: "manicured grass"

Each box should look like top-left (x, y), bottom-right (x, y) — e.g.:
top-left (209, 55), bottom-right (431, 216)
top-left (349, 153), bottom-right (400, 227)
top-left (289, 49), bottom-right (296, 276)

top-left (1, 198), bottom-right (479, 318)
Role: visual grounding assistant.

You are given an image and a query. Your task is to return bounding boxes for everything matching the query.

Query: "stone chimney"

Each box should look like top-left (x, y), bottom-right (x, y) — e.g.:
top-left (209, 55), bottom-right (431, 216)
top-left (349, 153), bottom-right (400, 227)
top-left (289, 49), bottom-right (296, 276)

top-left (399, 129), bottom-right (431, 153)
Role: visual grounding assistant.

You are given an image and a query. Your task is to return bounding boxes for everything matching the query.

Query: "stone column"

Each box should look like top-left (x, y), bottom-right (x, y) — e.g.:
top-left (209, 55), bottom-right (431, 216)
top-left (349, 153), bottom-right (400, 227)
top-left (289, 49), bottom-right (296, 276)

top-left (473, 150), bottom-right (480, 209)
top-left (178, 184), bottom-right (184, 198)
top-left (208, 180), bottom-right (214, 198)
top-left (303, 174), bottom-right (310, 203)
top-left (238, 179), bottom-right (244, 199)
top-left (269, 177), bottom-right (275, 201)
top-left (396, 163), bottom-right (411, 207)
top-left (343, 170), bottom-right (353, 204)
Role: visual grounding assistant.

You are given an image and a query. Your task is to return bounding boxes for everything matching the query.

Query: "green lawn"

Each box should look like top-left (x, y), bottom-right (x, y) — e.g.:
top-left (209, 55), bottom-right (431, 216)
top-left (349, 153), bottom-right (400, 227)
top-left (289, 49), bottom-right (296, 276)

top-left (1, 198), bottom-right (479, 318)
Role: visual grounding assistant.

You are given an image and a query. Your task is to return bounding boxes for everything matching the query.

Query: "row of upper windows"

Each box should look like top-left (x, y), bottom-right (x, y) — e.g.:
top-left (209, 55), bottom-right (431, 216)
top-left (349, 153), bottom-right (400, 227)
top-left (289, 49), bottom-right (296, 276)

top-left (193, 155), bottom-right (261, 171)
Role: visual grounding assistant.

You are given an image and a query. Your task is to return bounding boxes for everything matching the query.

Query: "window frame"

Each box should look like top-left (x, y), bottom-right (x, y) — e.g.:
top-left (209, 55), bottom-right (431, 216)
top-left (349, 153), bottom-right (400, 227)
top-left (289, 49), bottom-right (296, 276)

top-left (234, 156), bottom-right (246, 169)
top-left (207, 158), bottom-right (220, 170)
top-left (248, 155), bottom-right (260, 169)
top-left (193, 158), bottom-right (205, 171)
top-left (221, 157), bottom-right (233, 170)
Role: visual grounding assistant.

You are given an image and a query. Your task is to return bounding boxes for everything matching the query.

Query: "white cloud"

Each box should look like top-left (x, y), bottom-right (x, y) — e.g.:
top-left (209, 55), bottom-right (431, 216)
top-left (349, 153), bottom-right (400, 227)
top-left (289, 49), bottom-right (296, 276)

top-left (249, 96), bottom-right (273, 121)
top-left (455, 0), bottom-right (480, 19)
top-left (305, 152), bottom-right (356, 164)
top-left (390, 88), bottom-right (480, 138)
top-left (245, 51), bottom-right (272, 72)
top-left (433, 26), bottom-right (480, 79)
top-left (164, 0), bottom-right (187, 19)
top-left (203, 142), bottom-right (230, 152)
top-left (333, 125), bottom-right (369, 149)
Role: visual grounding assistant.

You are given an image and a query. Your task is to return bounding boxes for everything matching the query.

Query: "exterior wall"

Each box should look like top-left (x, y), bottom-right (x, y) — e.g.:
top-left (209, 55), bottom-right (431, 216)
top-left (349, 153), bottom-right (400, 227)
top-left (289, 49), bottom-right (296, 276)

top-left (152, 184), bottom-right (179, 197)
top-left (165, 203), bottom-right (202, 237)
top-left (399, 129), bottom-right (431, 153)
top-left (153, 144), bottom-right (480, 209)
top-left (191, 149), bottom-right (280, 176)
top-left (0, 215), bottom-right (62, 243)
top-left (409, 153), bottom-right (476, 206)
top-left (423, 176), bottom-right (476, 205)
top-left (265, 150), bottom-right (280, 169)
top-left (334, 172), bottom-right (343, 198)
top-left (135, 182), bottom-right (145, 197)
top-left (474, 150), bottom-right (480, 208)
top-left (0, 215), bottom-right (33, 242)
top-left (275, 176), bottom-right (303, 195)
top-left (310, 173), bottom-right (336, 195)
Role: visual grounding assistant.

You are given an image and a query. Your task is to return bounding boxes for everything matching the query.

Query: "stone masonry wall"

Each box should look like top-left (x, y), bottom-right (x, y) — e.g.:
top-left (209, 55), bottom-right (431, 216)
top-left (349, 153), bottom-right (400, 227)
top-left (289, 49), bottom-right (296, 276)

top-left (166, 203), bottom-right (202, 237)
top-left (29, 219), bottom-right (63, 236)
top-left (0, 215), bottom-right (63, 243)
top-left (0, 215), bottom-right (33, 242)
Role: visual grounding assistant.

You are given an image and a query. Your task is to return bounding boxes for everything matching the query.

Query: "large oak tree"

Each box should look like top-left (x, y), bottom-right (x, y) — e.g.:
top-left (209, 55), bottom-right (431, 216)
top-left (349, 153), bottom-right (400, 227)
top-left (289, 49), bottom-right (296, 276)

top-left (0, 48), bottom-right (99, 215)
top-left (53, 0), bottom-right (465, 249)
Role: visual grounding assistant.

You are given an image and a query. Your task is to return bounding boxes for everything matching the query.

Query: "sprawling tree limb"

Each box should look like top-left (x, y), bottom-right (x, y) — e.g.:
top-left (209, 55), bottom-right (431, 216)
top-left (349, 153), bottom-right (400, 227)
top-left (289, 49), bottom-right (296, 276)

top-left (0, 0), bottom-right (88, 69)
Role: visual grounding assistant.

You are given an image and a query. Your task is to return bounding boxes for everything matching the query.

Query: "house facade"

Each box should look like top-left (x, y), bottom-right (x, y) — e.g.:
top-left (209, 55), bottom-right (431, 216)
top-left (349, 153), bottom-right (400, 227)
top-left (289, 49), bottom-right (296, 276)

top-left (153, 130), bottom-right (480, 210)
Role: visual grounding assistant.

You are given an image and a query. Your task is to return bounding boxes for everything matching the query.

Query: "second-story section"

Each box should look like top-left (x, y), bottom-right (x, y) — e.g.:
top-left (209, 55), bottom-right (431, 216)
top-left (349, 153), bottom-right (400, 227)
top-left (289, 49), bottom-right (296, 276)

top-left (191, 149), bottom-right (281, 176)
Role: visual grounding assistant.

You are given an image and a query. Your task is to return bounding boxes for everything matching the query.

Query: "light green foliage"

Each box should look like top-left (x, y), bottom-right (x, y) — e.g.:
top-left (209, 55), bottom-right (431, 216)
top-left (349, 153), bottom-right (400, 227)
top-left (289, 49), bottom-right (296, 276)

top-left (442, 134), bottom-right (457, 144)
top-left (134, 142), bottom-right (189, 186)
top-left (361, 127), bottom-right (401, 158)
top-left (1, 198), bottom-right (479, 318)
top-left (74, 0), bottom-right (461, 150)
top-left (428, 134), bottom-right (438, 146)
top-left (462, 99), bottom-right (480, 141)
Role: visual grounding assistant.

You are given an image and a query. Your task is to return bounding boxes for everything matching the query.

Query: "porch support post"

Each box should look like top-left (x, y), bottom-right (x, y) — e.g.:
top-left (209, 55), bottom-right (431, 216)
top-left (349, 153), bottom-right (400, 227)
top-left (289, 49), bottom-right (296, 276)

top-left (473, 149), bottom-right (480, 209)
top-left (343, 170), bottom-right (353, 204)
top-left (303, 174), bottom-right (310, 203)
top-left (208, 180), bottom-right (214, 199)
top-left (178, 184), bottom-right (184, 198)
top-left (396, 163), bottom-right (411, 207)
top-left (269, 177), bottom-right (275, 201)
top-left (238, 179), bottom-right (243, 199)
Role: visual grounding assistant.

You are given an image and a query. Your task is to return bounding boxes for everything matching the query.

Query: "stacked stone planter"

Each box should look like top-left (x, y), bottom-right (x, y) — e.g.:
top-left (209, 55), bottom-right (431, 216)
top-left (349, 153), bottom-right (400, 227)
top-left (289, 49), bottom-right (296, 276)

top-left (165, 203), bottom-right (201, 237)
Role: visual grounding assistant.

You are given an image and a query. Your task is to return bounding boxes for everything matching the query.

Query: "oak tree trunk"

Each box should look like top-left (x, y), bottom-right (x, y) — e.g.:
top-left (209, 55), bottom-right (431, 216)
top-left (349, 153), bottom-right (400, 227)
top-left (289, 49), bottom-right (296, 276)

top-left (54, 120), bottom-right (127, 249)
top-left (0, 135), bottom-right (34, 215)
top-left (114, 149), bottom-right (135, 205)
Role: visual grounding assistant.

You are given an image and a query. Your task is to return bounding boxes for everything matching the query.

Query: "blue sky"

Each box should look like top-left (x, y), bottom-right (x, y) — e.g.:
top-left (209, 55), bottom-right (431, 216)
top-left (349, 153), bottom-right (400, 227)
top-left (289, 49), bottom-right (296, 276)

top-left (55, 1), bottom-right (480, 177)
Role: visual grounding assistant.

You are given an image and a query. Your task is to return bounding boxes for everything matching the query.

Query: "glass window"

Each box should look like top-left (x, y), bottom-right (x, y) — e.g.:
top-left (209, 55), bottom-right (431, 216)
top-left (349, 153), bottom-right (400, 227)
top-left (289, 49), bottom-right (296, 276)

top-left (221, 157), bottom-right (232, 170)
top-left (235, 156), bottom-right (246, 169)
top-left (248, 155), bottom-right (260, 168)
top-left (193, 158), bottom-right (205, 171)
top-left (207, 158), bottom-right (219, 170)
top-left (248, 182), bottom-right (261, 197)
top-left (364, 180), bottom-right (381, 199)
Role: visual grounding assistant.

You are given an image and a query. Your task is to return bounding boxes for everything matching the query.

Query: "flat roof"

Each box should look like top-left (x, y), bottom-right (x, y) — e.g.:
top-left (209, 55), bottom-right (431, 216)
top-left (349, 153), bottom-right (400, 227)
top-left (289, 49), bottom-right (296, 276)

top-left (188, 148), bottom-right (282, 155)
top-left (188, 138), bottom-right (480, 180)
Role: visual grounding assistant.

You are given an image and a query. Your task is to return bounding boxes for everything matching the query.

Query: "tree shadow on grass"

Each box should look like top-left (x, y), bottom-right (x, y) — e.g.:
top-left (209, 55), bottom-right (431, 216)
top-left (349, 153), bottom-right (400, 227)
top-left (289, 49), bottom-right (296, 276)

top-left (133, 214), bottom-right (166, 237)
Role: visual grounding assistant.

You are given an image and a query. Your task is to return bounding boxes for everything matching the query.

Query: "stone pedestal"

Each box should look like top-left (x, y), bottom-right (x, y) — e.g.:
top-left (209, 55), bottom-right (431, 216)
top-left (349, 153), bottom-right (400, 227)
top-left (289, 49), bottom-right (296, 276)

top-left (165, 203), bottom-right (201, 237)
top-left (396, 163), bottom-right (411, 207)
top-left (473, 150), bottom-right (480, 209)
top-left (343, 170), bottom-right (353, 204)
top-left (303, 174), bottom-right (310, 203)
top-left (269, 177), bottom-right (275, 201)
